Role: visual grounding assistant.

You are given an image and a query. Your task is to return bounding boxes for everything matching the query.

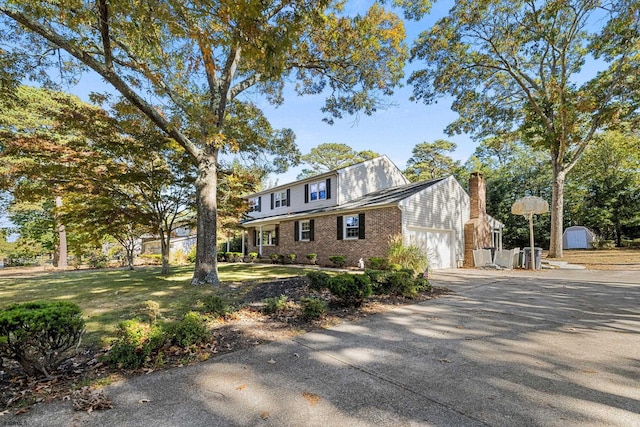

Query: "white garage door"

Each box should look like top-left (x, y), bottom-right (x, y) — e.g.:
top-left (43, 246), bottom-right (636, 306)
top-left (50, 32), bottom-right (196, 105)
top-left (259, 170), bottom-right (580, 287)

top-left (409, 229), bottom-right (453, 269)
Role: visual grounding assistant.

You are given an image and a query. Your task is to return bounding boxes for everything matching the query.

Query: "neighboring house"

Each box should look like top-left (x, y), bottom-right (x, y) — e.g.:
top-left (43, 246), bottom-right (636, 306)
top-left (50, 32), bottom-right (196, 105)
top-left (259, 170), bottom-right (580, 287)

top-left (241, 156), bottom-right (503, 269)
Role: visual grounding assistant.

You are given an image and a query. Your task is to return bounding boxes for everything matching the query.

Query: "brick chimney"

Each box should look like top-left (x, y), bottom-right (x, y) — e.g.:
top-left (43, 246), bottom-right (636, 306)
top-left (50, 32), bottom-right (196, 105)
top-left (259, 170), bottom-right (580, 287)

top-left (469, 172), bottom-right (486, 219)
top-left (463, 172), bottom-right (492, 267)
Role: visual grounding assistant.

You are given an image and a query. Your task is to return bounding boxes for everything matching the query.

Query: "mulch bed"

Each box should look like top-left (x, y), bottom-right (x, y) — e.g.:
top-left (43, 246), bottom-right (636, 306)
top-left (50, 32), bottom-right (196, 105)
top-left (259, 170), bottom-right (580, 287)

top-left (0, 276), bottom-right (451, 415)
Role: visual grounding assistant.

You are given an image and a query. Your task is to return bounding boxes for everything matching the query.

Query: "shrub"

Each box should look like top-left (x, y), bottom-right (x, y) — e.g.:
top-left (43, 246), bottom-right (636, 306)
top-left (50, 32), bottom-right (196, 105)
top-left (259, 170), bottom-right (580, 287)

top-left (248, 252), bottom-right (258, 261)
top-left (137, 300), bottom-right (161, 324)
top-left (387, 270), bottom-right (418, 298)
top-left (306, 253), bottom-right (318, 265)
top-left (270, 253), bottom-right (283, 264)
top-left (139, 253), bottom-right (162, 265)
top-left (107, 319), bottom-right (165, 369)
top-left (88, 250), bottom-right (108, 269)
top-left (263, 295), bottom-right (288, 314)
top-left (387, 263), bottom-right (402, 271)
top-left (286, 254), bottom-right (297, 264)
top-left (201, 295), bottom-right (233, 318)
top-left (329, 255), bottom-right (346, 268)
top-left (368, 257), bottom-right (389, 270)
top-left (593, 239), bottom-right (615, 249)
top-left (167, 311), bottom-right (209, 348)
top-left (307, 271), bottom-right (331, 292)
top-left (187, 245), bottom-right (197, 263)
top-left (365, 269), bottom-right (390, 295)
top-left (0, 301), bottom-right (85, 377)
top-left (327, 273), bottom-right (372, 307)
top-left (386, 234), bottom-right (428, 273)
top-left (300, 297), bottom-right (328, 320)
top-left (217, 251), bottom-right (226, 262)
top-left (170, 248), bottom-right (188, 265)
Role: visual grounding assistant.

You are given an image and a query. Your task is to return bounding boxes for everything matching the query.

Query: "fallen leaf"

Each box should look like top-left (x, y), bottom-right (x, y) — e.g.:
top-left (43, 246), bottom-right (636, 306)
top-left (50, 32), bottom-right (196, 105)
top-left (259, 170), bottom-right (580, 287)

top-left (455, 325), bottom-right (464, 329)
top-left (267, 359), bottom-right (276, 364)
top-left (236, 384), bottom-right (246, 391)
top-left (260, 411), bottom-right (270, 420)
top-left (302, 392), bottom-right (321, 406)
top-left (438, 358), bottom-right (453, 363)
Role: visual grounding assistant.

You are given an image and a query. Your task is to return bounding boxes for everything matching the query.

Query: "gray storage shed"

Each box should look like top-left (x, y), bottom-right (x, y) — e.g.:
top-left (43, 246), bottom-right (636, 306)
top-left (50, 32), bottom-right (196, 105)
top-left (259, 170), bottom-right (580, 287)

top-left (563, 226), bottom-right (595, 249)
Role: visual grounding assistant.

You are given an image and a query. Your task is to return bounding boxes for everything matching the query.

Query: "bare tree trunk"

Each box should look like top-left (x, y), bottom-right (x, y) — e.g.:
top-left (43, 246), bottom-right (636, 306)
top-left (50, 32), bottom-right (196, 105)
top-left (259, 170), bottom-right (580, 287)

top-left (192, 149), bottom-right (220, 285)
top-left (160, 230), bottom-right (170, 275)
top-left (55, 196), bottom-right (68, 269)
top-left (548, 167), bottom-right (566, 258)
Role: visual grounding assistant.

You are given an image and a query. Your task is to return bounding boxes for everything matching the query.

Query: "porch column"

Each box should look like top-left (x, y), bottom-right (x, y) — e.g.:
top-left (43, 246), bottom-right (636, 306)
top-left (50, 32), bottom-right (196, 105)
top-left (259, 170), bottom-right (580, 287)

top-left (241, 231), bottom-right (245, 257)
top-left (258, 226), bottom-right (263, 257)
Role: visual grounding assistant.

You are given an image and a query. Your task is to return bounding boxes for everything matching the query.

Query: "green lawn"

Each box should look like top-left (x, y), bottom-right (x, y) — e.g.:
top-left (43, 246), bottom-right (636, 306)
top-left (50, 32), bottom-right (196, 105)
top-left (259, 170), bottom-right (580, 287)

top-left (0, 264), bottom-right (316, 347)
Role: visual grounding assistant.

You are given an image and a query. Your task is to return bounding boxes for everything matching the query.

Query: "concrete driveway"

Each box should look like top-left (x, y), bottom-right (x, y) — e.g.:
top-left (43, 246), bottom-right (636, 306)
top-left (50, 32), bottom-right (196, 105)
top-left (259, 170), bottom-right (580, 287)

top-left (3, 269), bottom-right (639, 426)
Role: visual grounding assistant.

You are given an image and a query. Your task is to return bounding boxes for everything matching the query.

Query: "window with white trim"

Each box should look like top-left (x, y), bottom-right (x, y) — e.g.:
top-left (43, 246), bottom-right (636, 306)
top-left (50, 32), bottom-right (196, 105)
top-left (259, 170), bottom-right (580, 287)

top-left (309, 181), bottom-right (326, 201)
top-left (300, 220), bottom-right (311, 241)
top-left (344, 215), bottom-right (360, 239)
top-left (275, 191), bottom-right (287, 208)
top-left (248, 197), bottom-right (261, 212)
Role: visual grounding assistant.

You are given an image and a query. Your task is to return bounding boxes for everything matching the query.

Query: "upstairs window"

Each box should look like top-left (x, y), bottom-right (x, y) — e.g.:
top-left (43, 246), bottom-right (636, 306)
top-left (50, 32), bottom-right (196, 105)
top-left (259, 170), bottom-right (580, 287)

top-left (271, 189), bottom-right (290, 209)
top-left (249, 196), bottom-right (261, 212)
top-left (304, 178), bottom-right (331, 203)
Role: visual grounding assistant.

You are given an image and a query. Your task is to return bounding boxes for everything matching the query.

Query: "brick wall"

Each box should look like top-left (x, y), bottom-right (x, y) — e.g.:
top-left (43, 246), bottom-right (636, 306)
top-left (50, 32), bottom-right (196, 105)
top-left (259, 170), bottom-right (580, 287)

top-left (464, 172), bottom-right (492, 267)
top-left (247, 206), bottom-right (402, 267)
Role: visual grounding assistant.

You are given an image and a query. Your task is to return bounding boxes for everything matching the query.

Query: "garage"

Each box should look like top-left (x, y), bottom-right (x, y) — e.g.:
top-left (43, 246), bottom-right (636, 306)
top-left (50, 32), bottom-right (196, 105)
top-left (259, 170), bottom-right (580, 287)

top-left (408, 229), bottom-right (454, 269)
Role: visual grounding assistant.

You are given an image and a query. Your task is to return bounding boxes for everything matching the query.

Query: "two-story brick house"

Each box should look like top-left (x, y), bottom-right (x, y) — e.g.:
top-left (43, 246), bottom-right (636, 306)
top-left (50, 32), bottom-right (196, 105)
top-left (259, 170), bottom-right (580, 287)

top-left (241, 156), bottom-right (502, 269)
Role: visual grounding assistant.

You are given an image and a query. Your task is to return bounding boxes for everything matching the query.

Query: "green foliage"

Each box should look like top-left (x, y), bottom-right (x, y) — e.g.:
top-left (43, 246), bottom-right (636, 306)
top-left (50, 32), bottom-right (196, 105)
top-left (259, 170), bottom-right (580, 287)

top-left (307, 271), bottom-right (331, 292)
top-left (262, 295), bottom-right (289, 314)
top-left (286, 254), bottom-right (297, 264)
top-left (270, 254), bottom-right (284, 264)
top-left (300, 297), bottom-right (328, 321)
top-left (217, 252), bottom-right (226, 262)
top-left (139, 253), bottom-right (162, 265)
top-left (0, 301), bottom-right (85, 377)
top-left (106, 319), bottom-right (165, 369)
top-left (387, 263), bottom-right (402, 271)
top-left (329, 255), bottom-right (346, 268)
top-left (248, 252), bottom-right (258, 261)
top-left (593, 240), bottom-right (616, 249)
top-left (297, 143), bottom-right (381, 179)
top-left (87, 249), bottom-right (108, 269)
top-left (167, 312), bottom-right (209, 348)
top-left (200, 295), bottom-right (233, 318)
top-left (137, 300), bottom-right (161, 325)
top-left (386, 234), bottom-right (427, 273)
top-left (187, 245), bottom-right (197, 263)
top-left (327, 274), bottom-right (372, 307)
top-left (305, 253), bottom-right (317, 264)
top-left (404, 140), bottom-right (462, 182)
top-left (368, 257), bottom-right (389, 270)
top-left (366, 269), bottom-right (431, 298)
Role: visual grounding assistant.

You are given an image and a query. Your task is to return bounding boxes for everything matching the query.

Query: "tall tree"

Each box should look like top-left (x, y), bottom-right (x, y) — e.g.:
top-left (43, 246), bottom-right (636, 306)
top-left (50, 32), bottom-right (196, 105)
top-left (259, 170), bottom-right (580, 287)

top-left (565, 129), bottom-right (640, 244)
top-left (409, 0), bottom-right (640, 257)
top-left (404, 139), bottom-right (461, 182)
top-left (0, 0), bottom-right (427, 284)
top-left (297, 143), bottom-right (380, 179)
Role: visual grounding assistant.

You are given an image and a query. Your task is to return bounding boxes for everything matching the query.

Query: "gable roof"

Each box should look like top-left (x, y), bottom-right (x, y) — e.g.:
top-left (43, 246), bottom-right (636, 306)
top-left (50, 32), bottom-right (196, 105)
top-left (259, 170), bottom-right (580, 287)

top-left (246, 155), bottom-right (404, 198)
top-left (241, 176), bottom-right (448, 226)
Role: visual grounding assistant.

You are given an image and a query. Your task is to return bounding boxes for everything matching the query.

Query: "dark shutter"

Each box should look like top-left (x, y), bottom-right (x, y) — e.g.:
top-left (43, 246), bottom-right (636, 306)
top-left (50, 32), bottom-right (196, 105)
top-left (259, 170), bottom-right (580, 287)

top-left (257, 196), bottom-right (262, 212)
top-left (294, 221), bottom-right (299, 242)
top-left (326, 178), bottom-right (331, 199)
top-left (304, 184), bottom-right (309, 203)
top-left (270, 193), bottom-right (274, 209)
top-left (286, 189), bottom-right (291, 207)
top-left (275, 226), bottom-right (279, 246)
top-left (337, 216), bottom-right (343, 240)
top-left (358, 213), bottom-right (366, 239)
top-left (309, 219), bottom-right (315, 241)
top-left (253, 230), bottom-right (257, 246)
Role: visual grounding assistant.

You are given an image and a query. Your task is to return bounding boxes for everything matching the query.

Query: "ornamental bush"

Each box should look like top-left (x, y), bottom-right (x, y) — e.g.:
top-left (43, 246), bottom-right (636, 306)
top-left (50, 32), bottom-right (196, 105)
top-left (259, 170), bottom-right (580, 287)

top-left (201, 295), bottom-right (233, 318)
top-left (368, 257), bottom-right (389, 270)
top-left (107, 319), bottom-right (165, 369)
top-left (167, 311), bottom-right (209, 348)
top-left (263, 295), bottom-right (288, 314)
top-left (306, 271), bottom-right (331, 292)
top-left (329, 255), bottom-right (346, 268)
top-left (300, 297), bottom-right (328, 320)
top-left (0, 301), bottom-right (85, 377)
top-left (327, 273), bottom-right (372, 307)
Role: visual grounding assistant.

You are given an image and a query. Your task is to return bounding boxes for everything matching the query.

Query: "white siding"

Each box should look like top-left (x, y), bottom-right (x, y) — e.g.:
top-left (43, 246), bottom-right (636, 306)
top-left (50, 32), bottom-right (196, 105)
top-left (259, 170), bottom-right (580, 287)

top-left (244, 174), bottom-right (338, 220)
top-left (337, 156), bottom-right (409, 204)
top-left (399, 176), bottom-right (470, 266)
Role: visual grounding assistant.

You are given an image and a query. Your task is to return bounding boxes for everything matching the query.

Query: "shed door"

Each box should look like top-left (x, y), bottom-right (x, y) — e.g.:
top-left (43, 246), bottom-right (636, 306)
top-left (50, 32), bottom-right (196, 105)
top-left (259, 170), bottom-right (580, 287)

top-left (409, 229), bottom-right (453, 269)
top-left (567, 230), bottom-right (587, 248)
